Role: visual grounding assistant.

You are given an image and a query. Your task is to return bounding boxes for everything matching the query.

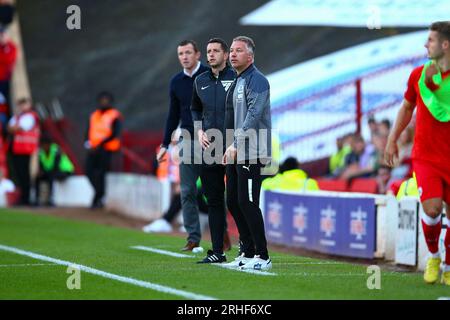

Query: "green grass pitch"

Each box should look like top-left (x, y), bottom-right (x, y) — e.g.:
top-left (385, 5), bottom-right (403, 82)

top-left (0, 208), bottom-right (448, 300)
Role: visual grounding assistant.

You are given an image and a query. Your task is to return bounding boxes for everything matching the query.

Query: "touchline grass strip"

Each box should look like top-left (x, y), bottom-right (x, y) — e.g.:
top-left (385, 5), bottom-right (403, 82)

top-left (0, 244), bottom-right (217, 300)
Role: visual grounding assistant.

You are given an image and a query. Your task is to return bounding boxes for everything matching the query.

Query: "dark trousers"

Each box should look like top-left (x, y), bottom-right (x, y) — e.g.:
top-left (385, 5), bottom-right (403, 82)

top-left (226, 162), bottom-right (268, 259)
top-left (0, 80), bottom-right (11, 134)
top-left (35, 171), bottom-right (71, 204)
top-left (200, 164), bottom-right (226, 254)
top-left (85, 149), bottom-right (112, 205)
top-left (35, 172), bottom-right (54, 204)
top-left (163, 191), bottom-right (209, 223)
top-left (163, 192), bottom-right (182, 222)
top-left (9, 153), bottom-right (31, 205)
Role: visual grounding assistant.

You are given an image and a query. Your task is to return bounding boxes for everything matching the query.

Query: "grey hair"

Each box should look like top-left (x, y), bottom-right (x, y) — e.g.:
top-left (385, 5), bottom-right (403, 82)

top-left (232, 36), bottom-right (255, 56)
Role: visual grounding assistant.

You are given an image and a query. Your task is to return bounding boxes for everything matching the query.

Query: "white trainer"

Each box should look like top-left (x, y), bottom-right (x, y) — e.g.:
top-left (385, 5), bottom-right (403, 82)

top-left (239, 255), bottom-right (272, 271)
top-left (142, 219), bottom-right (173, 233)
top-left (222, 253), bottom-right (252, 268)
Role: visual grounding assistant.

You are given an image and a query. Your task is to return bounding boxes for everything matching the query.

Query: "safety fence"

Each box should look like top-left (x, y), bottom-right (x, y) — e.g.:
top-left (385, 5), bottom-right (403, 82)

top-left (262, 190), bottom-right (444, 270)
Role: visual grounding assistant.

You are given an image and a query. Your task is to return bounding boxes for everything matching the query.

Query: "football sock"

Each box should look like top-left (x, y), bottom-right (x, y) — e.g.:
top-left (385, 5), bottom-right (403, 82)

top-left (445, 227), bottom-right (450, 265)
top-left (421, 213), bottom-right (441, 255)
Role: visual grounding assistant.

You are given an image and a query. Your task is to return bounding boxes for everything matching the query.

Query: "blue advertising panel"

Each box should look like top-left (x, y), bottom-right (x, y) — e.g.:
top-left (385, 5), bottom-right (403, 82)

top-left (264, 191), bottom-right (376, 258)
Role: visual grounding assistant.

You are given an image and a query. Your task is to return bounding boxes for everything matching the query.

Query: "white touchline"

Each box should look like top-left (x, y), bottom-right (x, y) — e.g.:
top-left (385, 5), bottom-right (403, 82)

top-left (0, 244), bottom-right (216, 300)
top-left (130, 246), bottom-right (194, 258)
top-left (131, 245), bottom-right (277, 276)
top-left (214, 264), bottom-right (277, 276)
top-left (0, 263), bottom-right (58, 267)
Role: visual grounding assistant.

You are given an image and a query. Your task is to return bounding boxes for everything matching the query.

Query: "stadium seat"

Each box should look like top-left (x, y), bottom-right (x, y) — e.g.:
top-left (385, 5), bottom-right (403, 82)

top-left (349, 178), bottom-right (378, 194)
top-left (6, 190), bottom-right (21, 206)
top-left (315, 178), bottom-right (348, 192)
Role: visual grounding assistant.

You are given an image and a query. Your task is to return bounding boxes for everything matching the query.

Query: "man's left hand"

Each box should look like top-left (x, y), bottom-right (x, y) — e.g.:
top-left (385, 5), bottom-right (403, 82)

top-left (222, 145), bottom-right (237, 165)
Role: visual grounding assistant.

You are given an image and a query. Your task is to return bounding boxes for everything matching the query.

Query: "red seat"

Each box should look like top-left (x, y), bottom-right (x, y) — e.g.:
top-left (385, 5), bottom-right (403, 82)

top-left (6, 190), bottom-right (21, 206)
top-left (316, 178), bottom-right (348, 192)
top-left (349, 178), bottom-right (378, 194)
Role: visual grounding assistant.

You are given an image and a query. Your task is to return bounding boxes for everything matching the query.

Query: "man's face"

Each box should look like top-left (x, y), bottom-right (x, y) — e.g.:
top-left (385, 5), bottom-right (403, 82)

top-left (206, 42), bottom-right (228, 69)
top-left (229, 40), bottom-right (253, 71)
top-left (42, 143), bottom-right (51, 153)
top-left (425, 31), bottom-right (448, 60)
top-left (177, 43), bottom-right (200, 70)
top-left (18, 101), bottom-right (31, 113)
top-left (98, 96), bottom-right (112, 108)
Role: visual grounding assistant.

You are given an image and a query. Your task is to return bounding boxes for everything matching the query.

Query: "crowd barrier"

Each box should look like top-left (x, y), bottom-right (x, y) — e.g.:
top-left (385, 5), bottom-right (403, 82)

top-left (105, 173), bottom-right (162, 221)
top-left (261, 189), bottom-right (397, 259)
top-left (262, 189), bottom-right (446, 270)
top-left (30, 173), bottom-right (447, 271)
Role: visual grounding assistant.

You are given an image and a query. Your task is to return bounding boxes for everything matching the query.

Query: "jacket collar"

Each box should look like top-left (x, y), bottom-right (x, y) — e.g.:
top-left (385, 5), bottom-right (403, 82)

top-left (208, 64), bottom-right (231, 79)
top-left (237, 63), bottom-right (255, 78)
top-left (183, 61), bottom-right (201, 77)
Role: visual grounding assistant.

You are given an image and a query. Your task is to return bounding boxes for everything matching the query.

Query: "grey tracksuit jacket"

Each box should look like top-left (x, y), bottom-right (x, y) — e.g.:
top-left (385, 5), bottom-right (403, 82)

top-left (228, 64), bottom-right (272, 163)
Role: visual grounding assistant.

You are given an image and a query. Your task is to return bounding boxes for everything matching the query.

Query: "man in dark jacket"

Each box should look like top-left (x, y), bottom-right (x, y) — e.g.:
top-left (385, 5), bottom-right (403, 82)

top-left (191, 38), bottom-right (235, 263)
top-left (156, 40), bottom-right (208, 251)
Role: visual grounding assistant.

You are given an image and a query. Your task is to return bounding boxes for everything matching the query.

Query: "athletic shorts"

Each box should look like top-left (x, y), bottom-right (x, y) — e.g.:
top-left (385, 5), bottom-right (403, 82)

top-left (413, 159), bottom-right (450, 205)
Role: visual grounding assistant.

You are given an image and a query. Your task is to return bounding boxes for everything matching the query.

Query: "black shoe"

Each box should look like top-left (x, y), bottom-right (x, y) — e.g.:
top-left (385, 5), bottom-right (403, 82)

top-left (197, 250), bottom-right (226, 264)
top-left (90, 199), bottom-right (104, 210)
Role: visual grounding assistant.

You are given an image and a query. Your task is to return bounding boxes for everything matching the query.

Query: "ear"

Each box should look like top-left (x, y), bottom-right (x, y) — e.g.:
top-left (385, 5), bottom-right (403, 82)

top-left (443, 39), bottom-right (450, 51)
top-left (195, 51), bottom-right (201, 60)
top-left (224, 52), bottom-right (229, 61)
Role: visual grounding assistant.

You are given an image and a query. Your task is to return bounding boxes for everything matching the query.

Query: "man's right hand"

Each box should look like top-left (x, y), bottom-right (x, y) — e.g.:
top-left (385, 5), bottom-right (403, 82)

top-left (198, 129), bottom-right (210, 149)
top-left (384, 138), bottom-right (399, 167)
top-left (156, 146), bottom-right (167, 162)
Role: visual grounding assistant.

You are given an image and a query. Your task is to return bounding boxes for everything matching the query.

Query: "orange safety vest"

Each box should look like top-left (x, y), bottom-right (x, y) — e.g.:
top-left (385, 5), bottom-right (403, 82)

top-left (12, 111), bottom-right (40, 155)
top-left (88, 108), bottom-right (122, 151)
top-left (156, 150), bottom-right (169, 180)
top-left (156, 147), bottom-right (180, 183)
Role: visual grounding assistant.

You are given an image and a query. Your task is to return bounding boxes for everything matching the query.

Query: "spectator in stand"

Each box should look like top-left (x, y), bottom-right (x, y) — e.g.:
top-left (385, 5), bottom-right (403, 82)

top-left (0, 26), bottom-right (17, 125)
top-left (35, 136), bottom-right (74, 206)
top-left (7, 98), bottom-right (40, 205)
top-left (367, 116), bottom-right (378, 139)
top-left (262, 157), bottom-right (319, 192)
top-left (391, 125), bottom-right (414, 179)
top-left (375, 164), bottom-right (393, 194)
top-left (378, 118), bottom-right (391, 137)
top-left (340, 132), bottom-right (384, 180)
top-left (85, 91), bottom-right (123, 209)
top-left (329, 133), bottom-right (352, 177)
top-left (0, 0), bottom-right (15, 30)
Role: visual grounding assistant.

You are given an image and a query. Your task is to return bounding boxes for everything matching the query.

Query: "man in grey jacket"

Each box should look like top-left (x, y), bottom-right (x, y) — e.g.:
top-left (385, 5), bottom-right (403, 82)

top-left (222, 36), bottom-right (272, 271)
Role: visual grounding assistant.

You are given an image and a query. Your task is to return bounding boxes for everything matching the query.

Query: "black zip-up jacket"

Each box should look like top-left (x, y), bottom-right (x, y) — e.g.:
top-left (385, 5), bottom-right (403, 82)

top-left (191, 65), bottom-right (236, 141)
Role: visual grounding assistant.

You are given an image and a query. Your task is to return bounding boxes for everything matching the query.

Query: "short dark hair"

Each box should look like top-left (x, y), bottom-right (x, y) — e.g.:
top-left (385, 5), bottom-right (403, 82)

top-left (430, 21), bottom-right (450, 42)
top-left (280, 157), bottom-right (299, 173)
top-left (178, 39), bottom-right (199, 52)
top-left (232, 36), bottom-right (255, 56)
top-left (381, 118), bottom-right (391, 130)
top-left (97, 91), bottom-right (114, 103)
top-left (17, 97), bottom-right (31, 105)
top-left (40, 134), bottom-right (53, 145)
top-left (207, 37), bottom-right (229, 53)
